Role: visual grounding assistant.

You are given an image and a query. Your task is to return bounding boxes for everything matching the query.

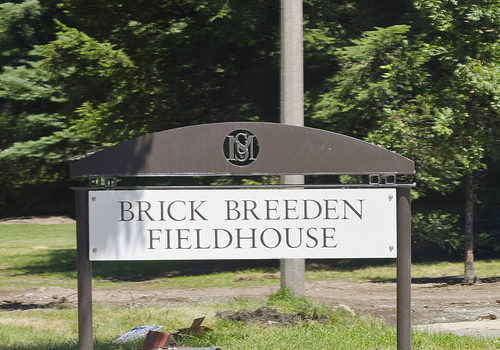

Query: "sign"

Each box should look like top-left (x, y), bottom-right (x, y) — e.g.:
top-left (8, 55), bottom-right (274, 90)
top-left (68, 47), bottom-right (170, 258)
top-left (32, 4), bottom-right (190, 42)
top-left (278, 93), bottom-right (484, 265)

top-left (88, 188), bottom-right (396, 260)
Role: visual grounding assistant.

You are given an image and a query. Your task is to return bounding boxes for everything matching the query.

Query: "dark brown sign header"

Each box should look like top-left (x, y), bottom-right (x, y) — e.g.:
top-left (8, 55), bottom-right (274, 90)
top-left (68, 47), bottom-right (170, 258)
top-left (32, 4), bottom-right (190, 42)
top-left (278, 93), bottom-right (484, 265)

top-left (70, 122), bottom-right (414, 178)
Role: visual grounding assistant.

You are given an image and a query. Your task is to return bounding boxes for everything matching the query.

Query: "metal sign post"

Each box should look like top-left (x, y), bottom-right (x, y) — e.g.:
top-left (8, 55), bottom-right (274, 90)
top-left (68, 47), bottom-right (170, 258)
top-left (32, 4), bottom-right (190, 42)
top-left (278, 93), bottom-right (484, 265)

top-left (75, 189), bottom-right (92, 350)
top-left (71, 122), bottom-right (415, 350)
top-left (397, 187), bottom-right (412, 350)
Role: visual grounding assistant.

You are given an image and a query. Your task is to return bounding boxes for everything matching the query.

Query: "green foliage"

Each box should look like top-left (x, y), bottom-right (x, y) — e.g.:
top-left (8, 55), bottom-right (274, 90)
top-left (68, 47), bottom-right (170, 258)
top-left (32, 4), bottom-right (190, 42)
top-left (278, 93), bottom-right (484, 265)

top-left (309, 0), bottom-right (499, 265)
top-left (312, 25), bottom-right (417, 136)
top-left (412, 0), bottom-right (500, 171)
top-left (311, 0), bottom-right (499, 194)
top-left (54, 0), bottom-right (283, 133)
top-left (0, 0), bottom-right (60, 67)
top-left (42, 21), bottom-right (139, 144)
top-left (0, 0), bottom-right (41, 66)
top-left (412, 211), bottom-right (462, 259)
top-left (366, 97), bottom-right (465, 196)
top-left (0, 51), bottom-right (69, 161)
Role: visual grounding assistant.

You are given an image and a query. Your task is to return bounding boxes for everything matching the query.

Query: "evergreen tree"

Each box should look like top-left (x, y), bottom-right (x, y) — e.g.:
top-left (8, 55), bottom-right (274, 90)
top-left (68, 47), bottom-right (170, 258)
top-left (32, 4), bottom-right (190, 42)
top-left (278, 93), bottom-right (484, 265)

top-left (412, 0), bottom-right (499, 283)
top-left (311, 1), bottom-right (499, 277)
top-left (0, 0), bottom-right (63, 216)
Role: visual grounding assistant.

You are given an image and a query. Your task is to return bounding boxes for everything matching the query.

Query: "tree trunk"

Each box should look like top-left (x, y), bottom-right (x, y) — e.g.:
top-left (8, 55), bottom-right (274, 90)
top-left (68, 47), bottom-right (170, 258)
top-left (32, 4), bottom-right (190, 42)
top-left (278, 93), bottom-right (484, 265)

top-left (463, 173), bottom-right (476, 284)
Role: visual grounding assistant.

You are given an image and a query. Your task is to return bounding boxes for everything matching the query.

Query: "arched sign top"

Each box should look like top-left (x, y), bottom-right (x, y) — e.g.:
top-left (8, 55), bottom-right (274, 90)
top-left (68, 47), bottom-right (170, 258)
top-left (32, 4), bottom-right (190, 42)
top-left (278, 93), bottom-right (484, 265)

top-left (70, 122), bottom-right (414, 178)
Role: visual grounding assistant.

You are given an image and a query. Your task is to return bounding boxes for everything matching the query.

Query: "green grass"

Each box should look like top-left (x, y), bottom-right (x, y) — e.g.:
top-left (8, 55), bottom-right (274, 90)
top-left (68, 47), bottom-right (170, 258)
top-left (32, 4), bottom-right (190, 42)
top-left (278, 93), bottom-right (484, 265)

top-left (0, 224), bottom-right (77, 288)
top-left (0, 224), bottom-right (282, 290)
top-left (1, 223), bottom-right (499, 349)
top-left (1, 223), bottom-right (499, 290)
top-left (0, 292), bottom-right (497, 350)
top-left (307, 259), bottom-right (500, 283)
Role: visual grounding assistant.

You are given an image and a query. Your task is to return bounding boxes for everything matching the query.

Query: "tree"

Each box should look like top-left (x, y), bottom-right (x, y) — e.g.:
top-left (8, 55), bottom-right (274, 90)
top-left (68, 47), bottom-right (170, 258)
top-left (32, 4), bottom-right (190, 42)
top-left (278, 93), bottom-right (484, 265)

top-left (310, 24), bottom-right (468, 195)
top-left (412, 0), bottom-right (499, 283)
top-left (0, 0), bottom-right (57, 68)
top-left (0, 0), bottom-right (64, 217)
top-left (311, 1), bottom-right (499, 280)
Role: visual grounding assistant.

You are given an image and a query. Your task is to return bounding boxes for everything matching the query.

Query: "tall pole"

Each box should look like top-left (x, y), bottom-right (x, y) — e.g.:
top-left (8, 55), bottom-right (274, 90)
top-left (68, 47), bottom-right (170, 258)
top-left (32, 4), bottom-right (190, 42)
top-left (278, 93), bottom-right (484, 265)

top-left (280, 0), bottom-right (305, 296)
top-left (76, 189), bottom-right (93, 350)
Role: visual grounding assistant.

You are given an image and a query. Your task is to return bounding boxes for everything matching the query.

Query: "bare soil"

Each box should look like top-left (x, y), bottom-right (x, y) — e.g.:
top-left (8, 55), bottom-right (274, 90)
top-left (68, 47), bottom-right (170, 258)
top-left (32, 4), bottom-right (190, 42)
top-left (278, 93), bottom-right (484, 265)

top-left (1, 217), bottom-right (498, 327)
top-left (0, 216), bottom-right (75, 224)
top-left (215, 306), bottom-right (326, 325)
top-left (1, 279), bottom-right (498, 326)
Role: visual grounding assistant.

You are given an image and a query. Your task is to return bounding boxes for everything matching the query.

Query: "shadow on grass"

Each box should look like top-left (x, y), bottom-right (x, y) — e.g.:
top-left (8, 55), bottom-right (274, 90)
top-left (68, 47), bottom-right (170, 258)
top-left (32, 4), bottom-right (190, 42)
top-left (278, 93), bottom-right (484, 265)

top-left (410, 276), bottom-right (497, 285)
top-left (17, 251), bottom-right (394, 281)
top-left (367, 275), bottom-right (497, 285)
top-left (14, 251), bottom-right (498, 284)
top-left (13, 248), bottom-right (279, 281)
top-left (0, 299), bottom-right (69, 310)
top-left (308, 259), bottom-right (499, 284)
top-left (307, 258), bottom-right (396, 271)
top-left (10, 249), bottom-right (76, 277)
top-left (92, 259), bottom-right (279, 282)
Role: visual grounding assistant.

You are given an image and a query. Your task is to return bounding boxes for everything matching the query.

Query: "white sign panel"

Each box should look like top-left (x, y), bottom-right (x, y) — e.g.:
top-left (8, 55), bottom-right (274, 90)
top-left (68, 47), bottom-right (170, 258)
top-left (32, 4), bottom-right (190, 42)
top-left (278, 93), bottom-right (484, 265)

top-left (88, 188), bottom-right (397, 260)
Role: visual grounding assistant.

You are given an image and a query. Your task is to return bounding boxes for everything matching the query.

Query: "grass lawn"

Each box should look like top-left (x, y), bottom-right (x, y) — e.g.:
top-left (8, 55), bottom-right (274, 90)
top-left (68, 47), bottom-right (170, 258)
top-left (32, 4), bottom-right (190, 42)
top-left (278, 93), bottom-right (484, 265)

top-left (1, 291), bottom-right (498, 350)
top-left (1, 223), bottom-right (498, 290)
top-left (0, 223), bottom-right (499, 349)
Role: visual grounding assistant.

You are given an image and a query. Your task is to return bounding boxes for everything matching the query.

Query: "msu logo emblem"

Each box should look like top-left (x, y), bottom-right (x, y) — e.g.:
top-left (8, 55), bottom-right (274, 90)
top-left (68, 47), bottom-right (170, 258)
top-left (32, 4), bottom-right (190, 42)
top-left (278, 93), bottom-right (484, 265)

top-left (223, 129), bottom-right (259, 166)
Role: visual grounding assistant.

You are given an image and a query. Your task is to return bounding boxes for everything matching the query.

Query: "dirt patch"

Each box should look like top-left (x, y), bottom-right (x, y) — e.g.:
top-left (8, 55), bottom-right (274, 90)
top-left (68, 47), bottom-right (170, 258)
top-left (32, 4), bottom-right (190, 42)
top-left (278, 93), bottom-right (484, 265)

top-left (0, 297), bottom-right (71, 310)
top-left (216, 306), bottom-right (326, 325)
top-left (234, 274), bottom-right (279, 283)
top-left (0, 216), bottom-right (75, 224)
top-left (217, 307), bottom-right (300, 325)
top-left (1, 280), bottom-right (498, 326)
top-left (306, 280), bottom-right (500, 326)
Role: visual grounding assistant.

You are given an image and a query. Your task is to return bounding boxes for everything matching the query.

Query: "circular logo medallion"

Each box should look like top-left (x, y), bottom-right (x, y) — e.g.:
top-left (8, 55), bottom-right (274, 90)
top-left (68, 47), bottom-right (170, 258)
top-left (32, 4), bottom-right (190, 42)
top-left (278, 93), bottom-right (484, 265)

top-left (223, 129), bottom-right (259, 166)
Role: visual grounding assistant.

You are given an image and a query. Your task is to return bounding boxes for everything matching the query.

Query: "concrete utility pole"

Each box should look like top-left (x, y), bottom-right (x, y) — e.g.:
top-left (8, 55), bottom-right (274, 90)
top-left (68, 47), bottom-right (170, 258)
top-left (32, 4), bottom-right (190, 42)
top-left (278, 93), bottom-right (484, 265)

top-left (280, 0), bottom-right (305, 296)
